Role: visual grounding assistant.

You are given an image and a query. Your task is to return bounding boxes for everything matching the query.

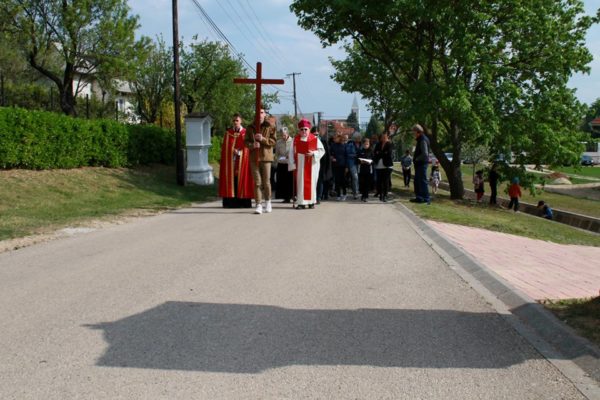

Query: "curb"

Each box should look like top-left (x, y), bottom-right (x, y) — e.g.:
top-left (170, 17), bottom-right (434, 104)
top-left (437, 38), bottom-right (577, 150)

top-left (395, 201), bottom-right (600, 399)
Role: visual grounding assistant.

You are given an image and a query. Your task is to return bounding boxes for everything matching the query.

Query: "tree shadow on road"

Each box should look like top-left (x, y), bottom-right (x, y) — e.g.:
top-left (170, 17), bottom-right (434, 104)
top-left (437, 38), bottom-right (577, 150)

top-left (85, 301), bottom-right (544, 372)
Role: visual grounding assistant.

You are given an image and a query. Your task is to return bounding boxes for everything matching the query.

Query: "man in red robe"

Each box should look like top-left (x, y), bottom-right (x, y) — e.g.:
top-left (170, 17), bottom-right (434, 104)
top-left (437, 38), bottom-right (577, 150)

top-left (288, 119), bottom-right (325, 209)
top-left (218, 113), bottom-right (254, 208)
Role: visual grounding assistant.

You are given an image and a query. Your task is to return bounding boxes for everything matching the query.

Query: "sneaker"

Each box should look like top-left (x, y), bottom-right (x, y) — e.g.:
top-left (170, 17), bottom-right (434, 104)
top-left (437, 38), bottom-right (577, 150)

top-left (254, 204), bottom-right (263, 214)
top-left (336, 196), bottom-right (342, 201)
top-left (341, 195), bottom-right (347, 201)
top-left (265, 201), bottom-right (272, 213)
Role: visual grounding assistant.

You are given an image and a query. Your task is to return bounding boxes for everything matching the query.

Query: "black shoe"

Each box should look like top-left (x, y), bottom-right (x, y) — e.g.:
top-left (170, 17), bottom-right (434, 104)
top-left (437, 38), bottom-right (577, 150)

top-left (296, 205), bottom-right (305, 210)
top-left (409, 198), bottom-right (423, 203)
top-left (308, 204), bottom-right (315, 209)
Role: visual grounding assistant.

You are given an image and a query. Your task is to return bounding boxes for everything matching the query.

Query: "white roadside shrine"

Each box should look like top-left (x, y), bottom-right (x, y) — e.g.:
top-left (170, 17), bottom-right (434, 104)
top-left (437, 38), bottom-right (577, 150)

top-left (185, 112), bottom-right (214, 185)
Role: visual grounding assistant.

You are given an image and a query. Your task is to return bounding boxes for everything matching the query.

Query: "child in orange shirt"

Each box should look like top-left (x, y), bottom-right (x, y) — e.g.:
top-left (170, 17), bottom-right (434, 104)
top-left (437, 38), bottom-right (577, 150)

top-left (507, 177), bottom-right (522, 212)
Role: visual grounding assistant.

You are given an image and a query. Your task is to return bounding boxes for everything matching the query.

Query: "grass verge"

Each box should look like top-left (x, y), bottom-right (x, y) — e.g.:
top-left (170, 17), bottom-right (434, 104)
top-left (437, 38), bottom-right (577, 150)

top-left (0, 165), bottom-right (217, 241)
top-left (541, 297), bottom-right (600, 348)
top-left (433, 165), bottom-right (600, 218)
top-left (392, 178), bottom-right (600, 247)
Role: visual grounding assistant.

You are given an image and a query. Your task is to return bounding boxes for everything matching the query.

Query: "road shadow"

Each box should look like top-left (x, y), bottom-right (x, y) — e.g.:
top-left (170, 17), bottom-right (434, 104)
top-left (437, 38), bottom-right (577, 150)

top-left (86, 302), bottom-right (544, 372)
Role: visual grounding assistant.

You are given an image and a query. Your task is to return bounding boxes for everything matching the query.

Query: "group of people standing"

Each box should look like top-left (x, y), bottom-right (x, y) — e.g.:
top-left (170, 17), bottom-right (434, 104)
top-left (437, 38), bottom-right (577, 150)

top-left (217, 108), bottom-right (324, 214)
top-left (218, 112), bottom-right (435, 211)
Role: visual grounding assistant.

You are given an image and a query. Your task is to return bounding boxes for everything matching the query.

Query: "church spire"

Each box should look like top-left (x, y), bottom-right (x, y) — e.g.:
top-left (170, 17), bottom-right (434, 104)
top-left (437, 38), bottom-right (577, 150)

top-left (351, 94), bottom-right (360, 128)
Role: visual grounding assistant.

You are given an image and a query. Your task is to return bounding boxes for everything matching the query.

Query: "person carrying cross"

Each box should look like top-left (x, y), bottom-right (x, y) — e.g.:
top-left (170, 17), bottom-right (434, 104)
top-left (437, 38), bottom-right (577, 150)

top-left (245, 106), bottom-right (277, 214)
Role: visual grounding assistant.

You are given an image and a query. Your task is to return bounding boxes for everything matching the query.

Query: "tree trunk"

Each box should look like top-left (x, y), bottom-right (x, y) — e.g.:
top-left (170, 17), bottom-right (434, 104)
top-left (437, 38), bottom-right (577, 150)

top-left (428, 120), bottom-right (465, 199)
top-left (444, 162), bottom-right (465, 199)
top-left (59, 83), bottom-right (77, 116)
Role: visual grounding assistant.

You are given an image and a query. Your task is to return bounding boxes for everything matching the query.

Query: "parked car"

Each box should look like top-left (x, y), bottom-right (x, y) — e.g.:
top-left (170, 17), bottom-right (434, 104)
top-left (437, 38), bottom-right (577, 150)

top-left (581, 155), bottom-right (594, 166)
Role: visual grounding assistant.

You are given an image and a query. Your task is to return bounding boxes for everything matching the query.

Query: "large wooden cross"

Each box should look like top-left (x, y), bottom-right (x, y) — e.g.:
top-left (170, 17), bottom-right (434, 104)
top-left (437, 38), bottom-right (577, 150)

top-left (234, 62), bottom-right (285, 134)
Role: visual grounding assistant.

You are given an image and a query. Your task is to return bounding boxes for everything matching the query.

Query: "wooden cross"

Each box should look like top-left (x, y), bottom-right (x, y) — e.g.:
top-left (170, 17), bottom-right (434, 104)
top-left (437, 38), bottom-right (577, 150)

top-left (233, 62), bottom-right (285, 134)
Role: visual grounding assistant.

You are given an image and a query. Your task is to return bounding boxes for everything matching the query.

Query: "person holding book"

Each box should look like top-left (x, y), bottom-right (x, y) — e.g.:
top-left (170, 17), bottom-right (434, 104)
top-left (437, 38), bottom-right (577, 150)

top-left (357, 137), bottom-right (374, 202)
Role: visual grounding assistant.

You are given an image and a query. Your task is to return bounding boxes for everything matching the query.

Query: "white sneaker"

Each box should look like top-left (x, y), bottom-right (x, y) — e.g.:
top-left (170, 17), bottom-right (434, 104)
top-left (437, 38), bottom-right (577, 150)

top-left (341, 195), bottom-right (347, 201)
top-left (265, 201), bottom-right (272, 213)
top-left (254, 204), bottom-right (263, 214)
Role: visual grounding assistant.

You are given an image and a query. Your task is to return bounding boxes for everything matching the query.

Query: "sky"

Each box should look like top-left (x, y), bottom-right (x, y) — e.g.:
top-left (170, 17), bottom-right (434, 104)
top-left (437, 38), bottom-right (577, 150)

top-left (128, 0), bottom-right (600, 124)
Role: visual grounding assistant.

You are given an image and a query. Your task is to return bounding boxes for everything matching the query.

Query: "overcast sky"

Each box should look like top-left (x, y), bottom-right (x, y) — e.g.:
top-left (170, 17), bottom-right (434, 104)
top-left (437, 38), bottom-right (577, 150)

top-left (128, 0), bottom-right (600, 123)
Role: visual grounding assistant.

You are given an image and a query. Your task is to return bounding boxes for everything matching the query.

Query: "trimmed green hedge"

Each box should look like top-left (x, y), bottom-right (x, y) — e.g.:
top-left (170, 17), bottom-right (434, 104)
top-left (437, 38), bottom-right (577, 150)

top-left (0, 107), bottom-right (176, 169)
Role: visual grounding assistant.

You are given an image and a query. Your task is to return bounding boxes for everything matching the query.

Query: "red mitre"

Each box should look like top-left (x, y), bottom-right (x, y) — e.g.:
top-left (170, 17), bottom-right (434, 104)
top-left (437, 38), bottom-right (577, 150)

top-left (298, 118), bottom-right (311, 129)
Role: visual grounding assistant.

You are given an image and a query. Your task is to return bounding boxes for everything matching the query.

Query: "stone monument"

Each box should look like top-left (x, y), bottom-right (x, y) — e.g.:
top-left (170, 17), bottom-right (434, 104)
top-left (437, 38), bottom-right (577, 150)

top-left (185, 112), bottom-right (214, 185)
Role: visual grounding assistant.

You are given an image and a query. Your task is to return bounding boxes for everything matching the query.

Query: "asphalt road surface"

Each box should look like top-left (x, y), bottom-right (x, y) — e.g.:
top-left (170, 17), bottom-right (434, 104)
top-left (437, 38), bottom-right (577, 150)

top-left (0, 200), bottom-right (588, 399)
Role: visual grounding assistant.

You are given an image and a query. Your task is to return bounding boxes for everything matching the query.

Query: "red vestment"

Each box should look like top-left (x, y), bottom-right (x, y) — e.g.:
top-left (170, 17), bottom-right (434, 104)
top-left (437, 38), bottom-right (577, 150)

top-left (218, 128), bottom-right (254, 200)
top-left (293, 134), bottom-right (318, 200)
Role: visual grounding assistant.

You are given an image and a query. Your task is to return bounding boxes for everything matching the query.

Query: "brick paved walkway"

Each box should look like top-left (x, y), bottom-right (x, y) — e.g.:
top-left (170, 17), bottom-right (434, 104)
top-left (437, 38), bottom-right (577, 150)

top-left (428, 221), bottom-right (600, 301)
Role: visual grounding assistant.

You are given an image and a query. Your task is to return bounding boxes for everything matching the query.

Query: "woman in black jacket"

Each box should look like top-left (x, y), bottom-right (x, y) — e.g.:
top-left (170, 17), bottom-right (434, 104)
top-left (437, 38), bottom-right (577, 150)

top-left (372, 133), bottom-right (394, 202)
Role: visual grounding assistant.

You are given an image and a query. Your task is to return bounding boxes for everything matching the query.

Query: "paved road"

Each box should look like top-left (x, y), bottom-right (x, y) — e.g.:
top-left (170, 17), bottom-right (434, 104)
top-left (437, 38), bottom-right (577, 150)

top-left (0, 200), bottom-right (589, 399)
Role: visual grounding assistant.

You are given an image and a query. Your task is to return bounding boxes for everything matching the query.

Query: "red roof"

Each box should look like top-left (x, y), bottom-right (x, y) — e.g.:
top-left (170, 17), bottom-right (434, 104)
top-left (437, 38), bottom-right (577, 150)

top-left (590, 117), bottom-right (600, 126)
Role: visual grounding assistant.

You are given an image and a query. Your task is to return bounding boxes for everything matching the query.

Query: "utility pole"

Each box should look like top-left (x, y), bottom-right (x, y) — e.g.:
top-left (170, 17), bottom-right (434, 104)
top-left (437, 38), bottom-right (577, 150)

top-left (286, 72), bottom-right (301, 119)
top-left (172, 0), bottom-right (184, 186)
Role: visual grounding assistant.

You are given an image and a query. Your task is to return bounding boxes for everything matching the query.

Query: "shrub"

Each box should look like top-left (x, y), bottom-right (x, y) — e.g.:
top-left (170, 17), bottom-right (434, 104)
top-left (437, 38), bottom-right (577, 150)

top-left (0, 107), bottom-right (175, 169)
top-left (209, 133), bottom-right (222, 164)
top-left (127, 124), bottom-right (176, 165)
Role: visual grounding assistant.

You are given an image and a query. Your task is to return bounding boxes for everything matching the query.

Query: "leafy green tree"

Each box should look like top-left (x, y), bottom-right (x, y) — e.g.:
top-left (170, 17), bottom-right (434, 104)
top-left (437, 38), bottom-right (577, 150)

top-left (279, 114), bottom-right (298, 135)
top-left (365, 115), bottom-right (383, 138)
top-left (346, 110), bottom-right (358, 131)
top-left (179, 39), bottom-right (278, 134)
top-left (291, 0), bottom-right (597, 199)
top-left (131, 36), bottom-right (173, 124)
top-left (0, 0), bottom-right (148, 116)
top-left (581, 98), bottom-right (600, 138)
top-left (331, 42), bottom-right (401, 134)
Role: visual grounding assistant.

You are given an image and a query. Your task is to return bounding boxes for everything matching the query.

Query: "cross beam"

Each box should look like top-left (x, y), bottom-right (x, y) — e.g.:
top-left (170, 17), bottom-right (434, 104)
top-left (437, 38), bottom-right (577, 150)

top-left (234, 62), bottom-right (284, 133)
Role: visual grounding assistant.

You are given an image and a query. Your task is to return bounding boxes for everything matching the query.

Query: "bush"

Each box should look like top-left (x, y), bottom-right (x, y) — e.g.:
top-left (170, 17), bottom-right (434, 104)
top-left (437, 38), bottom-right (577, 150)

top-left (0, 107), bottom-right (175, 169)
top-left (127, 124), bottom-right (176, 165)
top-left (209, 133), bottom-right (222, 164)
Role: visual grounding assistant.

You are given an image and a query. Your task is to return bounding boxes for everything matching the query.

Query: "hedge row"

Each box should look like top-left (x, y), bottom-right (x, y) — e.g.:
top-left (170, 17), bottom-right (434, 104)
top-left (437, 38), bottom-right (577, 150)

top-left (0, 107), bottom-right (176, 169)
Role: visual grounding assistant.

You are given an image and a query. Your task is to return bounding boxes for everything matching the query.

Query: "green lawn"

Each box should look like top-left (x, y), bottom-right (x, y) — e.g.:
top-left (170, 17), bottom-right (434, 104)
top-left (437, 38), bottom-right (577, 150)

top-left (553, 165), bottom-right (600, 179)
top-left (391, 177), bottom-right (600, 247)
top-left (0, 165), bottom-right (217, 241)
top-left (434, 164), bottom-right (600, 218)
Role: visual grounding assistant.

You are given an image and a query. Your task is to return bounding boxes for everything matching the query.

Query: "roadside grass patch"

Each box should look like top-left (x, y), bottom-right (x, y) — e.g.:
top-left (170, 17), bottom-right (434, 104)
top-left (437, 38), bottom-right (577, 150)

top-left (541, 297), bottom-right (600, 348)
top-left (435, 166), bottom-right (600, 218)
top-left (554, 166), bottom-right (600, 179)
top-left (392, 180), bottom-right (600, 247)
top-left (0, 165), bottom-right (217, 241)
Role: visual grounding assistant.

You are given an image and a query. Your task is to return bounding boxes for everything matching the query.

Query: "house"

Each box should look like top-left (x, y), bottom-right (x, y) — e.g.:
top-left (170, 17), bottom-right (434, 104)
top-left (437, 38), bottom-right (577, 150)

top-left (73, 70), bottom-right (139, 123)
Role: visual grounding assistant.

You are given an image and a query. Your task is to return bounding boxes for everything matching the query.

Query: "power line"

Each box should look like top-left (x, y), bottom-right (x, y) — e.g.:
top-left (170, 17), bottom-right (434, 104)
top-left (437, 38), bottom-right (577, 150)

top-left (188, 0), bottom-right (288, 97)
top-left (189, 0), bottom-right (256, 74)
top-left (220, 0), bottom-right (275, 64)
top-left (238, 0), bottom-right (289, 67)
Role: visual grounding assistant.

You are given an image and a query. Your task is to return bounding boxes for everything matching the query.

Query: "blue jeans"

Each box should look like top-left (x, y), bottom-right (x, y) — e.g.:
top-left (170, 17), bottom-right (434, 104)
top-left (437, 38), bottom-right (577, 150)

top-left (348, 163), bottom-right (359, 196)
top-left (414, 163), bottom-right (430, 202)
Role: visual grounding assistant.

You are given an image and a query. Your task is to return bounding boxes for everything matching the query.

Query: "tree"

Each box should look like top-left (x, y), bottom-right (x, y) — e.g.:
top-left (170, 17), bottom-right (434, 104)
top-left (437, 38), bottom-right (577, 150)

top-left (331, 42), bottom-right (402, 134)
top-left (179, 39), bottom-right (277, 134)
top-left (279, 114), bottom-right (298, 135)
top-left (0, 0), bottom-right (148, 116)
top-left (365, 115), bottom-right (383, 138)
top-left (131, 36), bottom-right (172, 124)
top-left (291, 0), bottom-right (597, 198)
top-left (581, 98), bottom-right (600, 138)
top-left (346, 110), bottom-right (358, 132)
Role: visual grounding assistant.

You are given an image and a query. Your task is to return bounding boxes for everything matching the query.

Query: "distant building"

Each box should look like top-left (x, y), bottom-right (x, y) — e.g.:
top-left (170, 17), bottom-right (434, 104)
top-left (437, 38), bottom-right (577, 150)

top-left (73, 70), bottom-right (138, 123)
